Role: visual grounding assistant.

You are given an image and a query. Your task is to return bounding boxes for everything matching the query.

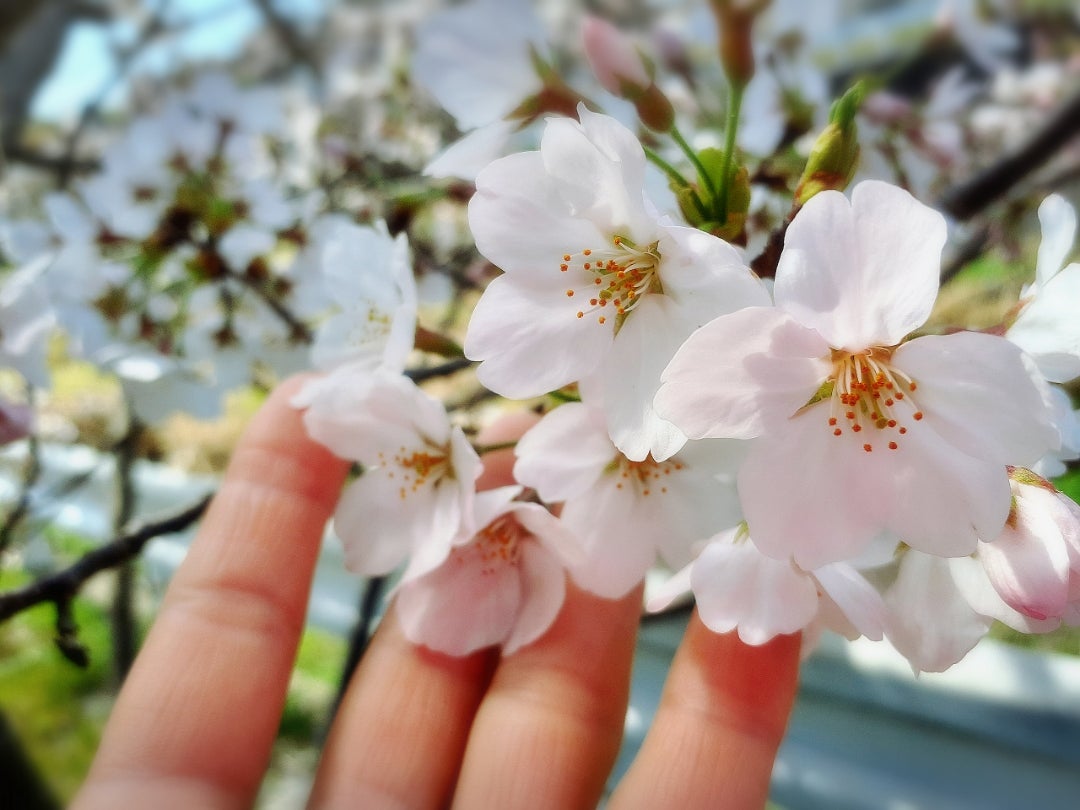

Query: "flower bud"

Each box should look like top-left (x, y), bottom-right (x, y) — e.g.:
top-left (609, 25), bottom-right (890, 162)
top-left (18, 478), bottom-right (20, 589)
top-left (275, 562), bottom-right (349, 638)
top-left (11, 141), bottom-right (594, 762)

top-left (794, 82), bottom-right (864, 206)
top-left (581, 16), bottom-right (674, 131)
top-left (709, 0), bottom-right (769, 89)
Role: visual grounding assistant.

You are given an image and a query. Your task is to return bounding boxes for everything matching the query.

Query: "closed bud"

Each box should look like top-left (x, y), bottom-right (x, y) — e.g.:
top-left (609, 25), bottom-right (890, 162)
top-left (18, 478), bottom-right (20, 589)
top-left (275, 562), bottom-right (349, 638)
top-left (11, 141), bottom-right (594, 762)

top-left (709, 0), bottom-right (769, 89)
top-left (794, 82), bottom-right (864, 206)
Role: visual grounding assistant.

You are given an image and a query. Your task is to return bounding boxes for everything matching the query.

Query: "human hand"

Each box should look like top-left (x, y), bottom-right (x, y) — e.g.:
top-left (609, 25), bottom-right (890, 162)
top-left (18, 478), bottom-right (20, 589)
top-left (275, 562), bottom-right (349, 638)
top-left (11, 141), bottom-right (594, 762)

top-left (72, 377), bottom-right (800, 810)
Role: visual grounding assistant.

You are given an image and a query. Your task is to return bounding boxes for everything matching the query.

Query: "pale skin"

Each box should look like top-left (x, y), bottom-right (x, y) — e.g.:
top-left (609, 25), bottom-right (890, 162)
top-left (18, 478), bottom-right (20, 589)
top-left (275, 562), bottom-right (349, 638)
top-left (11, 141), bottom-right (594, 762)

top-left (72, 377), bottom-right (801, 810)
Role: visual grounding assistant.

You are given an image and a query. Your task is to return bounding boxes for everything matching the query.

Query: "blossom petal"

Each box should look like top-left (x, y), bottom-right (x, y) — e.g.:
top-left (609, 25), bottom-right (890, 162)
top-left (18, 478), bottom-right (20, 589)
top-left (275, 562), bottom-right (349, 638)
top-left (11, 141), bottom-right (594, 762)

top-left (503, 541), bottom-right (568, 655)
top-left (604, 295), bottom-right (689, 461)
top-left (395, 545), bottom-right (521, 655)
top-left (978, 484), bottom-right (1072, 620)
top-left (469, 151), bottom-right (607, 273)
top-left (774, 181), bottom-right (946, 349)
top-left (514, 402), bottom-right (614, 503)
top-left (691, 532), bottom-right (820, 645)
top-left (884, 551), bottom-right (992, 674)
top-left (656, 306), bottom-right (830, 440)
top-left (948, 555), bottom-right (1059, 634)
top-left (540, 108), bottom-right (653, 238)
top-left (1034, 194), bottom-right (1077, 287)
top-left (894, 331), bottom-right (1058, 465)
top-left (813, 564), bottom-right (888, 641)
top-left (1008, 263), bottom-right (1080, 383)
top-left (465, 274), bottom-right (610, 397)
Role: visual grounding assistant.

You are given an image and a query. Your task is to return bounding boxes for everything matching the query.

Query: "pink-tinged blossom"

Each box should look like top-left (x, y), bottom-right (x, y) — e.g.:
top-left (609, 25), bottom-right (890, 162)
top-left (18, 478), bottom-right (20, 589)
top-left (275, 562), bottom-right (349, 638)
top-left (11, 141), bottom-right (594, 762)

top-left (514, 399), bottom-right (743, 599)
top-left (583, 16), bottom-right (651, 95)
top-left (294, 369), bottom-right (481, 577)
top-left (648, 527), bottom-right (888, 647)
top-left (656, 181), bottom-right (1058, 569)
top-left (976, 469), bottom-right (1080, 624)
top-left (1007, 194), bottom-right (1080, 384)
top-left (394, 485), bottom-right (582, 656)
top-left (465, 107), bottom-right (769, 462)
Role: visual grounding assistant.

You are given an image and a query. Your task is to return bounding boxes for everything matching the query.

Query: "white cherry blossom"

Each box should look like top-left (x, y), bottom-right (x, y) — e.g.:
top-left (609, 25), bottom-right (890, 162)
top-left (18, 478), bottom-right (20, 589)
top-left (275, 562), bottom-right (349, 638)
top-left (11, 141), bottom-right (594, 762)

top-left (657, 181), bottom-right (1058, 569)
top-left (295, 369), bottom-right (481, 577)
top-left (513, 398), bottom-right (743, 599)
top-left (465, 107), bottom-right (769, 461)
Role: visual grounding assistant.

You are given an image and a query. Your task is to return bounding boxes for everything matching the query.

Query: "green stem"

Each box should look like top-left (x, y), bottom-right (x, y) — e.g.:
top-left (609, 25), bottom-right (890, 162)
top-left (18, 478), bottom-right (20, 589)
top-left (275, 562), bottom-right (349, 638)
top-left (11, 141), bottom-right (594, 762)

top-left (717, 82), bottom-right (745, 224)
top-left (644, 145), bottom-right (709, 221)
top-left (473, 440), bottom-right (518, 456)
top-left (671, 126), bottom-right (717, 204)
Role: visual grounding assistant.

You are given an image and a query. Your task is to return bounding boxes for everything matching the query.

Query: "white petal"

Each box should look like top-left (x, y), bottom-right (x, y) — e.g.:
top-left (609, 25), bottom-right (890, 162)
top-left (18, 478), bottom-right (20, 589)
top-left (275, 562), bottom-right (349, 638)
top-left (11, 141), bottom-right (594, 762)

top-left (1008, 263), bottom-right (1080, 383)
top-left (949, 555), bottom-right (1059, 634)
top-left (894, 331), bottom-right (1058, 466)
top-left (884, 551), bottom-right (992, 674)
top-left (469, 151), bottom-right (607, 272)
top-left (1034, 194), bottom-right (1077, 287)
top-left (737, 421), bottom-right (886, 569)
top-left (813, 564), bottom-right (888, 641)
top-left (424, 120), bottom-right (517, 181)
top-left (656, 306), bottom-right (830, 440)
top-left (645, 562), bottom-right (693, 612)
top-left (604, 295), bottom-right (689, 461)
top-left (465, 274), bottom-right (610, 397)
top-left (540, 110), bottom-right (653, 238)
top-left (513, 402), bottom-right (613, 503)
top-left (774, 181), bottom-right (946, 349)
top-left (691, 533), bottom-right (820, 646)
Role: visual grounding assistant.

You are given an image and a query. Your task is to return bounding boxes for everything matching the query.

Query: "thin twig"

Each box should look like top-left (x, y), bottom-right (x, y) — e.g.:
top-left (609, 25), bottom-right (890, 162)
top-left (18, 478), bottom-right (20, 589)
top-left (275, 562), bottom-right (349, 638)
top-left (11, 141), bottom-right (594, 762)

top-left (0, 494), bottom-right (212, 623)
top-left (939, 89), bottom-right (1080, 221)
top-left (405, 357), bottom-right (474, 383)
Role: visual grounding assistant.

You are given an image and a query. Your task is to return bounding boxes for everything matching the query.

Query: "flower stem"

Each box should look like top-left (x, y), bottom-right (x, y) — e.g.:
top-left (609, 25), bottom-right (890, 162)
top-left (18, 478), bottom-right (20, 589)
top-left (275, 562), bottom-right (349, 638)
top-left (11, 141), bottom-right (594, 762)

top-left (474, 440), bottom-right (518, 455)
top-left (716, 81), bottom-right (745, 224)
top-left (644, 145), bottom-right (709, 221)
top-left (671, 126), bottom-right (717, 205)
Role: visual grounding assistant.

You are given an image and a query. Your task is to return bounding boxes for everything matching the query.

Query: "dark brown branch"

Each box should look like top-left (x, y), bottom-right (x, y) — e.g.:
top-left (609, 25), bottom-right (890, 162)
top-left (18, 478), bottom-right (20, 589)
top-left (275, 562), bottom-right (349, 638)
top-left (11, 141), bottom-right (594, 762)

top-left (405, 357), bottom-right (474, 383)
top-left (939, 89), bottom-right (1080, 221)
top-left (0, 494), bottom-right (212, 623)
top-left (1, 143), bottom-right (99, 174)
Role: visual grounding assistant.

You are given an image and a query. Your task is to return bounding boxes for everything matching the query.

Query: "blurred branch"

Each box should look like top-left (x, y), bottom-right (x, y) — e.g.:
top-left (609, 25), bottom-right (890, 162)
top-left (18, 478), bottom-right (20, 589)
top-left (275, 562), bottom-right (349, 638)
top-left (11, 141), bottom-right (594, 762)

top-left (405, 357), bottom-right (474, 383)
top-left (251, 0), bottom-right (318, 72)
top-left (939, 89), bottom-right (1080, 220)
top-left (0, 494), bottom-right (212, 624)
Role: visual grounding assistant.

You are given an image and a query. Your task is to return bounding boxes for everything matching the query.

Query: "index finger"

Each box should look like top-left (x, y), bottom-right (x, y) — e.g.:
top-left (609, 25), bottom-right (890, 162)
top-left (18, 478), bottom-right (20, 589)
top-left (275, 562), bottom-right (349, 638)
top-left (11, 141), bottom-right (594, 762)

top-left (74, 376), bottom-right (349, 810)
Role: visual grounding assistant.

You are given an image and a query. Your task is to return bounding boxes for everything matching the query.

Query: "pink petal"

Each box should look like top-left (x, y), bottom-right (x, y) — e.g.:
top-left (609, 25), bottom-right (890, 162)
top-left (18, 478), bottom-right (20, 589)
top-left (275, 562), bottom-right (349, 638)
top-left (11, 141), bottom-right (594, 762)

top-left (503, 541), bottom-right (568, 654)
top-left (514, 401), bottom-right (614, 504)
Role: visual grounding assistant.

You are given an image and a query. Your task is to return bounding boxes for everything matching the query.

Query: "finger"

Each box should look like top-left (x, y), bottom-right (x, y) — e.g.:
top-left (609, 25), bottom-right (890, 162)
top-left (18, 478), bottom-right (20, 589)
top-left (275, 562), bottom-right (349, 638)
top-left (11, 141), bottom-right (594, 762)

top-left (450, 582), bottom-right (642, 809)
top-left (74, 376), bottom-right (349, 810)
top-left (607, 614), bottom-right (800, 810)
top-left (307, 408), bottom-right (535, 809)
top-left (307, 610), bottom-right (497, 809)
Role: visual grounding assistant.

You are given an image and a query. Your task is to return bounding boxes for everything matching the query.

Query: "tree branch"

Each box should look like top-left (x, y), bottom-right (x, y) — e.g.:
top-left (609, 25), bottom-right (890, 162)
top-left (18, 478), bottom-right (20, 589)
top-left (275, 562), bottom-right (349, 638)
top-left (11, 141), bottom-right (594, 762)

top-left (0, 494), bottom-right (212, 623)
top-left (939, 89), bottom-right (1080, 221)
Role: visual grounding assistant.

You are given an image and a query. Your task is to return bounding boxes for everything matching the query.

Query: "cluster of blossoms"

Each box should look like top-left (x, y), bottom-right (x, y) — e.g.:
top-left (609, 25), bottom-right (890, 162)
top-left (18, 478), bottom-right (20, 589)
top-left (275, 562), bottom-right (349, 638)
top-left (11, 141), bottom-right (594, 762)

top-left (4, 0), bottom-right (1080, 674)
top-left (289, 0), bottom-right (1080, 672)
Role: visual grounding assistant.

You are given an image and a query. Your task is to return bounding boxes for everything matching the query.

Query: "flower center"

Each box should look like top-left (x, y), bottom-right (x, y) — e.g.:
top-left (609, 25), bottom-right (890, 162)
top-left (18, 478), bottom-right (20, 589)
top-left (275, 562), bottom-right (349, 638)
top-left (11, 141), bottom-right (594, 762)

top-left (378, 444), bottom-right (449, 500)
top-left (473, 514), bottom-right (525, 574)
top-left (560, 235), bottom-right (661, 329)
top-left (610, 455), bottom-right (685, 495)
top-left (820, 347), bottom-right (924, 453)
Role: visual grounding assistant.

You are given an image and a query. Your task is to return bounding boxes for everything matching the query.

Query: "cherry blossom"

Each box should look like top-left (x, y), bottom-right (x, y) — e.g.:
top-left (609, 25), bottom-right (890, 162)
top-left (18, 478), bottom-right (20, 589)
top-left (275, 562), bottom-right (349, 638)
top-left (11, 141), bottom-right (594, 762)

top-left (295, 369), bottom-right (481, 577)
top-left (648, 526), bottom-right (888, 647)
top-left (0, 256), bottom-right (55, 388)
top-left (656, 181), bottom-right (1058, 569)
top-left (394, 485), bottom-right (582, 656)
top-left (465, 107), bottom-right (769, 461)
top-left (513, 398), bottom-right (743, 599)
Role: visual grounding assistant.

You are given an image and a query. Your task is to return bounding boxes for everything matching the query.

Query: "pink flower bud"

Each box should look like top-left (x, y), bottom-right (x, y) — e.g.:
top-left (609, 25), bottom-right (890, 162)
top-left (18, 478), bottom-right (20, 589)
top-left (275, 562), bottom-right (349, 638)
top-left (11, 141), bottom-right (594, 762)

top-left (582, 16), bottom-right (651, 96)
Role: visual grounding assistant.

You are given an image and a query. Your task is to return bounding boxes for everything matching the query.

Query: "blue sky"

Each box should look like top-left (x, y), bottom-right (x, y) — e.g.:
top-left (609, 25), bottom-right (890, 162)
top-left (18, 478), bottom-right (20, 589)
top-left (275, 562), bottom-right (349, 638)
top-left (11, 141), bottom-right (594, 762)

top-left (31, 0), bottom-right (325, 122)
